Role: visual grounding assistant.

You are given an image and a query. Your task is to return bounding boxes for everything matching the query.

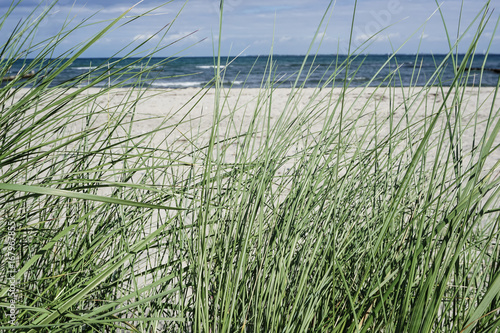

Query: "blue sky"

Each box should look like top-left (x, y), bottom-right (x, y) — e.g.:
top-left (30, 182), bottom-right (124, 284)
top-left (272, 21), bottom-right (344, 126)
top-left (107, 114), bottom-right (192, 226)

top-left (2, 0), bottom-right (499, 57)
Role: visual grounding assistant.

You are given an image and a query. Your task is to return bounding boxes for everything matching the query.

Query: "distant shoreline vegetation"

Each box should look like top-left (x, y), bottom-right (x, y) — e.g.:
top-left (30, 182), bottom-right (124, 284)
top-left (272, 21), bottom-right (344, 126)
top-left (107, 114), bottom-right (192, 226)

top-left (4, 53), bottom-right (500, 89)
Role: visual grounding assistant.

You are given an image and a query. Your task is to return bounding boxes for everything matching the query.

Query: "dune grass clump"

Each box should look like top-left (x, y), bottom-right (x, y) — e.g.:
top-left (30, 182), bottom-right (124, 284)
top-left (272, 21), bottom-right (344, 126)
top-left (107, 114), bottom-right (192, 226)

top-left (1, 0), bottom-right (500, 332)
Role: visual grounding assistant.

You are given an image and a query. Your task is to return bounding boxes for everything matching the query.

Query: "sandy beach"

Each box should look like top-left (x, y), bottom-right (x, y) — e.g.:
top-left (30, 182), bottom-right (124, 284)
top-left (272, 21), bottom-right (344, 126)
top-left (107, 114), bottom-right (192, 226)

top-left (58, 86), bottom-right (499, 174)
top-left (7, 85), bottom-right (499, 183)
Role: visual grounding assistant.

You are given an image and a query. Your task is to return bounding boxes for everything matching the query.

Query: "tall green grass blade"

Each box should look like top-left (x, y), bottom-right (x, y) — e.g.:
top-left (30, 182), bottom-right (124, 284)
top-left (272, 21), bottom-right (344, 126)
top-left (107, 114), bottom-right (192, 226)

top-left (0, 183), bottom-right (182, 210)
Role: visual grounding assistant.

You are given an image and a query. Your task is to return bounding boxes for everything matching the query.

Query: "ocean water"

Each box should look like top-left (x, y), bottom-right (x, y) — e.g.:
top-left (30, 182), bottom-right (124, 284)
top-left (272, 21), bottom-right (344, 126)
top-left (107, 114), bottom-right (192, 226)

top-left (4, 54), bottom-right (500, 89)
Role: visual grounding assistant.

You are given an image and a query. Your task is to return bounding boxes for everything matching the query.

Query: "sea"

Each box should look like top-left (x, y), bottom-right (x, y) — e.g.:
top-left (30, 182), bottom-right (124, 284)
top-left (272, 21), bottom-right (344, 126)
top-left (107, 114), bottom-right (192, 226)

top-left (4, 54), bottom-right (500, 89)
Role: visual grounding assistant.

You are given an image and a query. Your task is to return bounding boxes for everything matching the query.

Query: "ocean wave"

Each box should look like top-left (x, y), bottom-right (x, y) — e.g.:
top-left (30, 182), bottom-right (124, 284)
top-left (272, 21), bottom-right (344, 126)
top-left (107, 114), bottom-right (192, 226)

top-left (151, 81), bottom-right (204, 88)
top-left (196, 65), bottom-right (227, 70)
top-left (348, 76), bottom-right (370, 81)
top-left (73, 66), bottom-right (97, 70)
top-left (128, 65), bottom-right (156, 70)
top-left (401, 62), bottom-right (415, 67)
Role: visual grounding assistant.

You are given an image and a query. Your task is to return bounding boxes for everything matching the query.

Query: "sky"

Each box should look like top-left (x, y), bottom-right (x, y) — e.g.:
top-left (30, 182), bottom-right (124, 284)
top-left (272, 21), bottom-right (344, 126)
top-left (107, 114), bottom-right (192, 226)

top-left (1, 0), bottom-right (500, 57)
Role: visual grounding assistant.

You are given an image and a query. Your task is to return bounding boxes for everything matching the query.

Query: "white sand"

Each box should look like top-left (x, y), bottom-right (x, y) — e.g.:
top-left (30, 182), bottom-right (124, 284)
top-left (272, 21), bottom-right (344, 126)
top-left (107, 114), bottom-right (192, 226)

top-left (80, 86), bottom-right (500, 172)
top-left (7, 86), bottom-right (500, 178)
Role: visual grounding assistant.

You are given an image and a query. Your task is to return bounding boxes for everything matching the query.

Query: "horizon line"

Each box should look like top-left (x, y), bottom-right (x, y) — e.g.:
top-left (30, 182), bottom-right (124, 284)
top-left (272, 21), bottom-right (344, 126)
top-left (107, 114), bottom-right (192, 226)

top-left (20, 53), bottom-right (500, 60)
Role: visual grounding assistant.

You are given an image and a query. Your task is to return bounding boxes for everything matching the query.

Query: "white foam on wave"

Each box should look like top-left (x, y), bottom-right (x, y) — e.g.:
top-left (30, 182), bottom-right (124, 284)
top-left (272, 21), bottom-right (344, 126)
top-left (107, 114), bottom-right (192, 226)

top-left (151, 81), bottom-right (204, 88)
top-left (346, 76), bottom-right (370, 81)
top-left (196, 65), bottom-right (227, 70)
top-left (73, 66), bottom-right (97, 70)
top-left (129, 65), bottom-right (155, 70)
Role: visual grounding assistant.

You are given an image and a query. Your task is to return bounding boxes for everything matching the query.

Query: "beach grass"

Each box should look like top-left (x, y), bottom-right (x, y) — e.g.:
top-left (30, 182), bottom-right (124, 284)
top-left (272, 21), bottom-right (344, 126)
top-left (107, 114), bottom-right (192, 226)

top-left (1, 0), bottom-right (500, 332)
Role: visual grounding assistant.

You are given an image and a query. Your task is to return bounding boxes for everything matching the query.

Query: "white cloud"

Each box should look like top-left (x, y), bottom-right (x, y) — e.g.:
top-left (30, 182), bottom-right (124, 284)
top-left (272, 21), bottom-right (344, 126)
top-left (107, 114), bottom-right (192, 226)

top-left (163, 31), bottom-right (200, 44)
top-left (133, 34), bottom-right (159, 41)
top-left (279, 36), bottom-right (292, 43)
top-left (355, 32), bottom-right (400, 43)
